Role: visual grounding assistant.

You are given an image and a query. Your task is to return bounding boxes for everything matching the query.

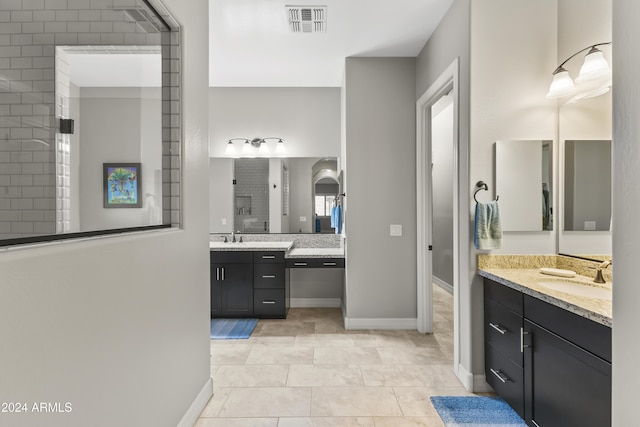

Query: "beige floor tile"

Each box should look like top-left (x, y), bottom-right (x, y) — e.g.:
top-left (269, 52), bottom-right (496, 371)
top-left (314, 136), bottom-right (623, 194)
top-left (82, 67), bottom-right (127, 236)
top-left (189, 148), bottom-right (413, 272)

top-left (360, 364), bottom-right (460, 387)
top-left (195, 417), bottom-right (278, 427)
top-left (376, 346), bottom-right (449, 365)
top-left (245, 346), bottom-right (314, 364)
top-left (212, 364), bottom-right (289, 387)
top-left (254, 321), bottom-right (316, 336)
top-left (198, 387), bottom-right (232, 418)
top-left (219, 387), bottom-right (312, 417)
top-left (295, 333), bottom-right (356, 347)
top-left (313, 347), bottom-right (381, 365)
top-left (311, 387), bottom-right (403, 417)
top-left (210, 346), bottom-right (252, 365)
top-left (287, 364), bottom-right (363, 387)
top-left (372, 416), bottom-right (445, 427)
top-left (392, 386), bottom-right (473, 417)
top-left (351, 332), bottom-right (417, 348)
top-left (244, 336), bottom-right (297, 347)
top-left (278, 417), bottom-right (375, 426)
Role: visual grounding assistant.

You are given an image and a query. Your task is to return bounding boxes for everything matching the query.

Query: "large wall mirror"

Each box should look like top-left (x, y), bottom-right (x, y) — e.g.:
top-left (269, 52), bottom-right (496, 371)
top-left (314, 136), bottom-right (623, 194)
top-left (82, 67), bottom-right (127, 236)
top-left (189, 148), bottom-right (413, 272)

top-left (210, 157), bottom-right (341, 234)
top-left (0, 0), bottom-right (181, 246)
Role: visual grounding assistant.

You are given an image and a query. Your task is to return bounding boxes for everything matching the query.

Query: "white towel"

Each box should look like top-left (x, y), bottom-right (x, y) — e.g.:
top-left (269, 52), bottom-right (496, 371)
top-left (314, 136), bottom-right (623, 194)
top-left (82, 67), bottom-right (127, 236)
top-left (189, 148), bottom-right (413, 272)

top-left (474, 200), bottom-right (502, 250)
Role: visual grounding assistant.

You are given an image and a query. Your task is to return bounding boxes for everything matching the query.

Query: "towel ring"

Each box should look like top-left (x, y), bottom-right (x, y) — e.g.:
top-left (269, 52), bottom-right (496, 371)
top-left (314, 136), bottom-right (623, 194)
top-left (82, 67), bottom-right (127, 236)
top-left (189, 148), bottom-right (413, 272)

top-left (474, 181), bottom-right (498, 203)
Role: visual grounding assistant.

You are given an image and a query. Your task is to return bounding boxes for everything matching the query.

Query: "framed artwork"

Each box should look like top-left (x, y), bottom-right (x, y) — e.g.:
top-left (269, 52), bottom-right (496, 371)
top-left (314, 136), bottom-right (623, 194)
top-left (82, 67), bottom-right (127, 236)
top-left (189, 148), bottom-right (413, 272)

top-left (103, 163), bottom-right (142, 208)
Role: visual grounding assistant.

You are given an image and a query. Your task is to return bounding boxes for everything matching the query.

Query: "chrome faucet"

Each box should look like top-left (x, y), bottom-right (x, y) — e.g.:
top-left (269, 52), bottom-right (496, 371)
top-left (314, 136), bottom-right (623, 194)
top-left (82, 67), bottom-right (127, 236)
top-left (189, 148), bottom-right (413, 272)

top-left (231, 232), bottom-right (236, 243)
top-left (594, 260), bottom-right (612, 284)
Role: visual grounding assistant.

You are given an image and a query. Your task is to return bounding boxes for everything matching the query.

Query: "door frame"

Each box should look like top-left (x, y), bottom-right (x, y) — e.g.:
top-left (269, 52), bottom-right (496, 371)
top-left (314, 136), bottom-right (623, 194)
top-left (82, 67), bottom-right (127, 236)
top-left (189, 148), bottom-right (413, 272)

top-left (416, 59), bottom-right (460, 364)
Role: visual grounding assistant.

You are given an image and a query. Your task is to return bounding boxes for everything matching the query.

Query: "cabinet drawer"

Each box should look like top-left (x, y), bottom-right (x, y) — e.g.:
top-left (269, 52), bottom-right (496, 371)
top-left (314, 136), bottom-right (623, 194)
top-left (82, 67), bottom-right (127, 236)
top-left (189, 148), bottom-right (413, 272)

top-left (254, 289), bottom-right (286, 317)
top-left (524, 295), bottom-right (611, 362)
top-left (485, 342), bottom-right (525, 419)
top-left (484, 279), bottom-right (523, 315)
top-left (254, 251), bottom-right (285, 264)
top-left (285, 258), bottom-right (345, 268)
top-left (254, 263), bottom-right (285, 289)
top-left (210, 251), bottom-right (253, 264)
top-left (484, 299), bottom-right (523, 367)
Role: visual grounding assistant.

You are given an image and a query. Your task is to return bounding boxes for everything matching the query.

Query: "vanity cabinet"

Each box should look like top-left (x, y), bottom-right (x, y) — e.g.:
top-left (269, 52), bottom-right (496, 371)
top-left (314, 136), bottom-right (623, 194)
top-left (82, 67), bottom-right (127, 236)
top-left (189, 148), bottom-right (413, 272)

top-left (210, 252), bottom-right (253, 316)
top-left (210, 250), bottom-right (288, 319)
top-left (483, 278), bottom-right (611, 427)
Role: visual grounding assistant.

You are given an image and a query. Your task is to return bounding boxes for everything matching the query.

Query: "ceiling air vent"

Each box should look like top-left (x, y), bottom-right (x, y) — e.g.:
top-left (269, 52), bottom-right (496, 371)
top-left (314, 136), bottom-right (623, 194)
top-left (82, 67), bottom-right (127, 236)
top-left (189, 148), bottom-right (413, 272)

top-left (286, 5), bottom-right (327, 33)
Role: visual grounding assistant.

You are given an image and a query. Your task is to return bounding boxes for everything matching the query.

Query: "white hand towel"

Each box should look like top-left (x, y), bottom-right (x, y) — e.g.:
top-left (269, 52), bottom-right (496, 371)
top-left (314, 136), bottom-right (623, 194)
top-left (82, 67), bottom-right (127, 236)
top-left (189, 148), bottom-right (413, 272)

top-left (474, 200), bottom-right (502, 250)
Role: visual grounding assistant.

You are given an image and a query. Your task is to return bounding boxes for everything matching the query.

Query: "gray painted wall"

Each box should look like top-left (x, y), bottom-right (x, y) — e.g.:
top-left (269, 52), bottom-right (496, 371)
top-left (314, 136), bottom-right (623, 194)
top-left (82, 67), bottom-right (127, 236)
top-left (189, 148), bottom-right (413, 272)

top-left (0, 0), bottom-right (211, 425)
top-left (344, 57), bottom-right (417, 320)
top-left (612, 1), bottom-right (640, 422)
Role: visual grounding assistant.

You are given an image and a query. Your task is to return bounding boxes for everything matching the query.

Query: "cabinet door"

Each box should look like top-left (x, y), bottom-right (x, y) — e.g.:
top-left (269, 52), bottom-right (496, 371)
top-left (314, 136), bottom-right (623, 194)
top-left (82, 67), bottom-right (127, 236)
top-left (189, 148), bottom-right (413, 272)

top-left (212, 262), bottom-right (254, 316)
top-left (210, 264), bottom-right (222, 316)
top-left (524, 320), bottom-right (611, 427)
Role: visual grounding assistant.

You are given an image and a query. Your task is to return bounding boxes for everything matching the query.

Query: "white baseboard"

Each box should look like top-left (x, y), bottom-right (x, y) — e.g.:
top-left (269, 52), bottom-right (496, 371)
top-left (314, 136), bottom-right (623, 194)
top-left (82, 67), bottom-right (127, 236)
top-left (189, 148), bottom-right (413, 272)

top-left (177, 377), bottom-right (213, 427)
top-left (290, 298), bottom-right (342, 308)
top-left (344, 316), bottom-right (417, 330)
top-left (433, 276), bottom-right (453, 294)
top-left (455, 364), bottom-right (494, 393)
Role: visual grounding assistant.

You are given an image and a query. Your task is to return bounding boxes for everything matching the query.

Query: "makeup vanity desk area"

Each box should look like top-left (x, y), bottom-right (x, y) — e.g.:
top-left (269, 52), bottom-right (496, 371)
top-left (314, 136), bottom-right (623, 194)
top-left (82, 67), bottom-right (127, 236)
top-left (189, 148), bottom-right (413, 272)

top-left (209, 242), bottom-right (344, 318)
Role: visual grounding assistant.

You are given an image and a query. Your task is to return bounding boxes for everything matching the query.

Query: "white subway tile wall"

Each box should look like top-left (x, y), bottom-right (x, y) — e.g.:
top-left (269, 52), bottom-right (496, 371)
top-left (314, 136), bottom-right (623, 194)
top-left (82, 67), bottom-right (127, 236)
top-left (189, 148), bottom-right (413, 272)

top-left (0, 0), bottom-right (181, 240)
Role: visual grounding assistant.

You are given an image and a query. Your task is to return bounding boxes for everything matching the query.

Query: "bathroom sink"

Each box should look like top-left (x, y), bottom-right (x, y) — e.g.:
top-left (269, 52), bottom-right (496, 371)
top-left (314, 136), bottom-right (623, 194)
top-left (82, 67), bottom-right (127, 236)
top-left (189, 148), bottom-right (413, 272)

top-left (537, 279), bottom-right (612, 301)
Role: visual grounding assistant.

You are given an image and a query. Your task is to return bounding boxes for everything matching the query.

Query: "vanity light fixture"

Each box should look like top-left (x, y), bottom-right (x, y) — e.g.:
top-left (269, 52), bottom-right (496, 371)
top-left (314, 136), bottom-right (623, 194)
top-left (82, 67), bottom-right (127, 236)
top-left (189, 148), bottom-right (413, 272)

top-left (225, 137), bottom-right (285, 157)
top-left (546, 42), bottom-right (612, 101)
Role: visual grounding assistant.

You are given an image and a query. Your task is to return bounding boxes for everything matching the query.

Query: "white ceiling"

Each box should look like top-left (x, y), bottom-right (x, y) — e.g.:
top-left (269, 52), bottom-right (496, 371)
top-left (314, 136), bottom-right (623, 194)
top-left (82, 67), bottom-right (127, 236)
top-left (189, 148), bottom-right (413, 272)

top-left (209, 0), bottom-right (455, 87)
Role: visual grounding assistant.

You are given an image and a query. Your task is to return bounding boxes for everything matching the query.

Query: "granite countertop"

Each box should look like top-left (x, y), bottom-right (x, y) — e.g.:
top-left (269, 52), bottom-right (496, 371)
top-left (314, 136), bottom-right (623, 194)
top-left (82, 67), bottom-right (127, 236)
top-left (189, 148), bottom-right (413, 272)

top-left (286, 247), bottom-right (345, 259)
top-left (478, 267), bottom-right (612, 327)
top-left (209, 241), bottom-right (294, 251)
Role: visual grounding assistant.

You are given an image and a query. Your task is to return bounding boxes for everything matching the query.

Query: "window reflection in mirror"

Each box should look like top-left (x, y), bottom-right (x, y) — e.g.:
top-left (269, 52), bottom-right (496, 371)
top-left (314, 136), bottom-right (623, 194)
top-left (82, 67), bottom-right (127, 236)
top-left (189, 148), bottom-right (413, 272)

top-left (495, 140), bottom-right (553, 231)
top-left (563, 140), bottom-right (612, 231)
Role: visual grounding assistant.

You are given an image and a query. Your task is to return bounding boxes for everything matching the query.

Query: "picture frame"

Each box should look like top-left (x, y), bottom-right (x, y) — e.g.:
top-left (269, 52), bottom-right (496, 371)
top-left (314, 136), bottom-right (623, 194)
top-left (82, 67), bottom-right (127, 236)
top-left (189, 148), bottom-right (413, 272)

top-left (103, 163), bottom-right (142, 208)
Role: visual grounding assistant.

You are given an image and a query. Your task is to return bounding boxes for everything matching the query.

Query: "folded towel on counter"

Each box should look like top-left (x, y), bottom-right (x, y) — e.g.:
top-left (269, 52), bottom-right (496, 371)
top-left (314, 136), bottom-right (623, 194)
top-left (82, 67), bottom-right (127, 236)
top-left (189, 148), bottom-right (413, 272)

top-left (474, 200), bottom-right (502, 250)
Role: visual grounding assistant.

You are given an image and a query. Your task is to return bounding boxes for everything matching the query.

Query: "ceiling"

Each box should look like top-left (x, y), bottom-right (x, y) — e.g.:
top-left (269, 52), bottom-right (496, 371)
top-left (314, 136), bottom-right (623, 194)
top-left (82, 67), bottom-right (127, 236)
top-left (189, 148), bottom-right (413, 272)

top-left (208, 0), bottom-right (455, 87)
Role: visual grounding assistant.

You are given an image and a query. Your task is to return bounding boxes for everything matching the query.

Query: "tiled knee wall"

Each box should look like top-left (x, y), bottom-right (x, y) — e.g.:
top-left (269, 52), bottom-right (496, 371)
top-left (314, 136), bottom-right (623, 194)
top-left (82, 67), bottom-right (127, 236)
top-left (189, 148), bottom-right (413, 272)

top-left (0, 0), bottom-right (180, 240)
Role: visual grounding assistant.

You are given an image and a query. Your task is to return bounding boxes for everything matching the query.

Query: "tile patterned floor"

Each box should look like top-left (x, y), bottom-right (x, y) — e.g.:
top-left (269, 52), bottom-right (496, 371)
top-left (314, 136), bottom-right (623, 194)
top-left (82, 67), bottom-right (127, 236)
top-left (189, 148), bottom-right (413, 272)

top-left (197, 285), bottom-right (477, 427)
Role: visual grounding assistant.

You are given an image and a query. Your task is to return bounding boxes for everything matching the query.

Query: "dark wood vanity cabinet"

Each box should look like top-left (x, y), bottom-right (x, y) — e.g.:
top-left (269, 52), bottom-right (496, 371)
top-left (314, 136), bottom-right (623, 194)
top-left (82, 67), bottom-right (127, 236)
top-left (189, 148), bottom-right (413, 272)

top-left (211, 251), bottom-right (288, 319)
top-left (483, 278), bottom-right (612, 427)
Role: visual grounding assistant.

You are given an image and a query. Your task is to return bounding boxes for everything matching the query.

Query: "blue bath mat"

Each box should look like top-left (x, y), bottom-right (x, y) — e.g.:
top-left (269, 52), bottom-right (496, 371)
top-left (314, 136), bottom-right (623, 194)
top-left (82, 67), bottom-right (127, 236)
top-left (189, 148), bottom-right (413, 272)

top-left (210, 318), bottom-right (258, 339)
top-left (430, 396), bottom-right (527, 426)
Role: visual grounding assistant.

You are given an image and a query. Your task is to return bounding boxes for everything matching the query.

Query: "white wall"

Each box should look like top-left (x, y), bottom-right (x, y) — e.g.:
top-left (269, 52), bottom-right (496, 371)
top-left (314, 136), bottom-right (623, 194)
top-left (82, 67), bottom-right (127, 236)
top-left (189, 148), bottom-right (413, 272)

top-left (209, 157), bottom-right (234, 234)
top-left (78, 88), bottom-right (162, 231)
top-left (0, 1), bottom-right (211, 426)
top-left (343, 57), bottom-right (417, 323)
top-left (209, 87), bottom-right (341, 158)
top-left (612, 2), bottom-right (640, 423)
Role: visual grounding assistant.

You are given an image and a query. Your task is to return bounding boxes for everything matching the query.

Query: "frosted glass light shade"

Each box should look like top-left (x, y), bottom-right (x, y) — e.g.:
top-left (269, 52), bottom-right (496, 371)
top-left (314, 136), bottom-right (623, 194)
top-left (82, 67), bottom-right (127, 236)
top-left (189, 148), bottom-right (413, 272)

top-left (576, 49), bottom-right (610, 82)
top-left (224, 141), bottom-right (236, 156)
top-left (258, 141), bottom-right (270, 155)
top-left (546, 69), bottom-right (575, 98)
top-left (241, 141), bottom-right (253, 155)
top-left (275, 140), bottom-right (286, 156)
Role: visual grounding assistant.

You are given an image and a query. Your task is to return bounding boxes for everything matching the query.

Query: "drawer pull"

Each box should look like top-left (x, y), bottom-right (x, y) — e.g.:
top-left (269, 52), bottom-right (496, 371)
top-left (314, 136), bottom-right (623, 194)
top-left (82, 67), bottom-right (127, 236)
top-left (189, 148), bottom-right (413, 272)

top-left (262, 300), bottom-right (276, 304)
top-left (262, 255), bottom-right (276, 259)
top-left (323, 262), bottom-right (337, 266)
top-left (490, 368), bottom-right (509, 383)
top-left (294, 262), bottom-right (308, 266)
top-left (489, 322), bottom-right (507, 335)
top-left (262, 275), bottom-right (276, 279)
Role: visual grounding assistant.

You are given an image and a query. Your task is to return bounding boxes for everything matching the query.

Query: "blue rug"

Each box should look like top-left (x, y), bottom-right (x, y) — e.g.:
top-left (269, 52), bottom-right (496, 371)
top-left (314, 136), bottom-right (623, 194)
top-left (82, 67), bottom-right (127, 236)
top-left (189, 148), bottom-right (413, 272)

top-left (210, 318), bottom-right (258, 339)
top-left (430, 396), bottom-right (527, 426)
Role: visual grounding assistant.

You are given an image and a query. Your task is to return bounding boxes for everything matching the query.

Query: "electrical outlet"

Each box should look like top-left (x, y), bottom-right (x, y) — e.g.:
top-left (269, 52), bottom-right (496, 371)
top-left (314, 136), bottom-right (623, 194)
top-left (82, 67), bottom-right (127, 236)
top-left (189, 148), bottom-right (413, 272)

top-left (300, 216), bottom-right (307, 222)
top-left (584, 221), bottom-right (596, 231)
top-left (221, 218), bottom-right (227, 225)
top-left (390, 224), bottom-right (403, 237)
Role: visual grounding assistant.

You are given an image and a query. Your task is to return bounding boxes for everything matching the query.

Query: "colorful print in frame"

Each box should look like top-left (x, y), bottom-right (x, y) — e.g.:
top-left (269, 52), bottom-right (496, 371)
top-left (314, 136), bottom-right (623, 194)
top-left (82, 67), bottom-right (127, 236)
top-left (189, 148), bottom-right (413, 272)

top-left (103, 163), bottom-right (142, 208)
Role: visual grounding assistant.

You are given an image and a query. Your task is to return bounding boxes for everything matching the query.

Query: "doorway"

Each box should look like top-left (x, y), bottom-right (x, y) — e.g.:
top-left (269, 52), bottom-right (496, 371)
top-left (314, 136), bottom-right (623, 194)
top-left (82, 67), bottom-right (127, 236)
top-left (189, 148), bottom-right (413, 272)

top-left (416, 58), bottom-right (460, 370)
